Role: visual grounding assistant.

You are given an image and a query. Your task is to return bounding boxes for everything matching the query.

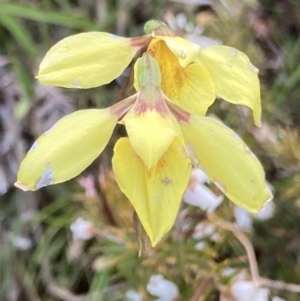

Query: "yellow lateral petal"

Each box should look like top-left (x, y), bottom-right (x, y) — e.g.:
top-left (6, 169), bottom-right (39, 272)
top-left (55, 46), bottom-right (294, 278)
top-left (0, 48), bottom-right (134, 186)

top-left (177, 63), bottom-right (215, 115)
top-left (37, 32), bottom-right (140, 89)
top-left (15, 109), bottom-right (117, 191)
top-left (123, 109), bottom-right (176, 170)
top-left (112, 137), bottom-right (191, 246)
top-left (199, 45), bottom-right (261, 126)
top-left (180, 116), bottom-right (272, 212)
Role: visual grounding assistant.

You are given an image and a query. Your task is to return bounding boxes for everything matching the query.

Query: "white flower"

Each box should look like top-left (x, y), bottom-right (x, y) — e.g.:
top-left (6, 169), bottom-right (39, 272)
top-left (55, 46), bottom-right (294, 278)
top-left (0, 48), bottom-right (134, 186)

top-left (9, 234), bottom-right (32, 250)
top-left (192, 222), bottom-right (220, 251)
top-left (230, 280), bottom-right (269, 301)
top-left (190, 168), bottom-right (210, 184)
top-left (146, 274), bottom-right (179, 301)
top-left (253, 200), bottom-right (275, 221)
top-left (193, 222), bottom-right (217, 240)
top-left (222, 267), bottom-right (237, 277)
top-left (125, 289), bottom-right (143, 301)
top-left (20, 210), bottom-right (35, 222)
top-left (220, 272), bottom-right (267, 301)
top-left (272, 297), bottom-right (286, 301)
top-left (175, 13), bottom-right (187, 30)
top-left (234, 200), bottom-right (276, 231)
top-left (194, 241), bottom-right (207, 250)
top-left (183, 168), bottom-right (223, 212)
top-left (70, 217), bottom-right (98, 240)
top-left (234, 206), bottom-right (253, 231)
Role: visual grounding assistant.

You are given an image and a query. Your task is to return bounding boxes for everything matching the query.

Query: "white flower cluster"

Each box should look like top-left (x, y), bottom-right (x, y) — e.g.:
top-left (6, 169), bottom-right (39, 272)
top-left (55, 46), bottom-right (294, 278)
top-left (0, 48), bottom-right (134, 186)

top-left (220, 272), bottom-right (286, 301)
top-left (125, 274), bottom-right (179, 301)
top-left (183, 168), bottom-right (223, 212)
top-left (193, 221), bottom-right (220, 250)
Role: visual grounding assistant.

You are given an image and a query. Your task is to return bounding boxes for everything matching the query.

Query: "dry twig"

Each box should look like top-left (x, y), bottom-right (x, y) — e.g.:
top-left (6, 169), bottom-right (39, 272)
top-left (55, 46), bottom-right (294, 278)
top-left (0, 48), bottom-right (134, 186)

top-left (209, 213), bottom-right (300, 294)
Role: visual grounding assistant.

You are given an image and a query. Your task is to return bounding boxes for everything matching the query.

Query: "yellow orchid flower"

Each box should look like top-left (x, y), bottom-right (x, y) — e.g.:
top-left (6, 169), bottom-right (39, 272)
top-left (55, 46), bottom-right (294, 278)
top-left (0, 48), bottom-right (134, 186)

top-left (36, 20), bottom-right (262, 126)
top-left (15, 53), bottom-right (272, 246)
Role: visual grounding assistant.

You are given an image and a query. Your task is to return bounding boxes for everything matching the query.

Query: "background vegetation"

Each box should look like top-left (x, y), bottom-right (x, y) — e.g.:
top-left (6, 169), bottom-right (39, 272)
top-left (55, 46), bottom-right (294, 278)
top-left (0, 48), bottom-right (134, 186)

top-left (1, 0), bottom-right (300, 300)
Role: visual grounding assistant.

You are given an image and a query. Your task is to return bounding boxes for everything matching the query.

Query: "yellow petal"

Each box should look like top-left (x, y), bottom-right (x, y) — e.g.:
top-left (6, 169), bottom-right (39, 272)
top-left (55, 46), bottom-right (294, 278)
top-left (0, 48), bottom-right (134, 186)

top-left (150, 37), bottom-right (200, 67)
top-left (177, 63), bottom-right (215, 115)
top-left (123, 107), bottom-right (176, 170)
top-left (180, 116), bottom-right (272, 212)
top-left (37, 32), bottom-right (146, 89)
top-left (15, 109), bottom-right (117, 191)
top-left (112, 137), bottom-right (191, 246)
top-left (149, 41), bottom-right (215, 115)
top-left (199, 45), bottom-right (261, 126)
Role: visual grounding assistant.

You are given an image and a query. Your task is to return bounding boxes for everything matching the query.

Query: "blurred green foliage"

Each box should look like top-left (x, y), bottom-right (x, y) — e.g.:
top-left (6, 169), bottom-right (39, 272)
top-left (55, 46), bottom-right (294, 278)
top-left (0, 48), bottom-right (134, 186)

top-left (1, 0), bottom-right (300, 300)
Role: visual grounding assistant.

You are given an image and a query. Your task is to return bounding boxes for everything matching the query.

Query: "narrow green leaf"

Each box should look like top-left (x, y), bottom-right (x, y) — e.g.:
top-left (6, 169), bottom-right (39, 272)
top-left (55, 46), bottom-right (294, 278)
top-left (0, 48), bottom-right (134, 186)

top-left (0, 3), bottom-right (94, 29)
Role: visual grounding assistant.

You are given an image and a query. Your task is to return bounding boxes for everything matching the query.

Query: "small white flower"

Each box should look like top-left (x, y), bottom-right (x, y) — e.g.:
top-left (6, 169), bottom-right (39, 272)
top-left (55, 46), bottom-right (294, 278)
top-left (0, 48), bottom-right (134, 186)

top-left (230, 280), bottom-right (269, 301)
top-left (191, 168), bottom-right (210, 184)
top-left (175, 13), bottom-right (187, 29)
top-left (184, 185), bottom-right (223, 212)
top-left (253, 201), bottom-right (275, 221)
top-left (192, 222), bottom-right (220, 250)
top-left (272, 297), bottom-right (286, 301)
top-left (222, 267), bottom-right (237, 277)
top-left (234, 206), bottom-right (253, 231)
top-left (70, 217), bottom-right (98, 240)
top-left (125, 289), bottom-right (143, 301)
top-left (20, 210), bottom-right (35, 222)
top-left (9, 234), bottom-right (32, 250)
top-left (234, 200), bottom-right (275, 231)
top-left (146, 274), bottom-right (179, 301)
top-left (183, 168), bottom-right (223, 212)
top-left (192, 222), bottom-right (216, 240)
top-left (194, 241), bottom-right (207, 250)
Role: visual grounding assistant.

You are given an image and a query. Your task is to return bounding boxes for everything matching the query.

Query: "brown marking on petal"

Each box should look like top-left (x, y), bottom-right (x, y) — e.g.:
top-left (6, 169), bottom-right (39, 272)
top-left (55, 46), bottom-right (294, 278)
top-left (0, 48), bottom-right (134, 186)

top-left (161, 177), bottom-right (172, 185)
top-left (157, 158), bottom-right (167, 169)
top-left (146, 170), bottom-right (152, 178)
top-left (130, 35), bottom-right (152, 49)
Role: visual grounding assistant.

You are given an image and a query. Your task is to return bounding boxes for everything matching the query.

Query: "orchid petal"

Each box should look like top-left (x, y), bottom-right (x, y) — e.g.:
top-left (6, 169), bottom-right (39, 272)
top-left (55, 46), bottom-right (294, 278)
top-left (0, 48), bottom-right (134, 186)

top-left (123, 109), bottom-right (176, 170)
top-left (112, 137), bottom-right (191, 246)
top-left (199, 45), bottom-right (261, 126)
top-left (177, 63), bottom-right (215, 115)
top-left (180, 116), bottom-right (272, 212)
top-left (15, 109), bottom-right (117, 191)
top-left (37, 32), bottom-right (147, 89)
